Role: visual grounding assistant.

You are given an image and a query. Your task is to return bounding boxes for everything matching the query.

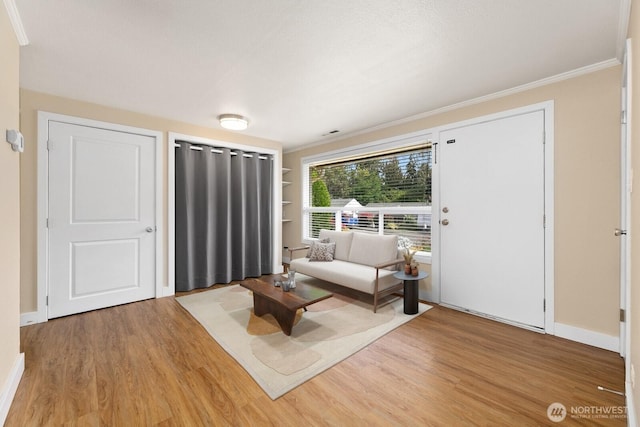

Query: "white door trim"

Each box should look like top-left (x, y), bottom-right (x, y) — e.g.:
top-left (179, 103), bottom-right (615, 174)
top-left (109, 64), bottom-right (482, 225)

top-left (431, 101), bottom-right (555, 333)
top-left (36, 112), bottom-right (163, 323)
top-left (167, 132), bottom-right (283, 295)
top-left (621, 37), bottom-right (633, 390)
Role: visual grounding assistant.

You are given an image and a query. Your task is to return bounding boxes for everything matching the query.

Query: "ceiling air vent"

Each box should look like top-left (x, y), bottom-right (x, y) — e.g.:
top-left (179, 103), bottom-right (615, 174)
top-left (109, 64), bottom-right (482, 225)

top-left (322, 130), bottom-right (340, 137)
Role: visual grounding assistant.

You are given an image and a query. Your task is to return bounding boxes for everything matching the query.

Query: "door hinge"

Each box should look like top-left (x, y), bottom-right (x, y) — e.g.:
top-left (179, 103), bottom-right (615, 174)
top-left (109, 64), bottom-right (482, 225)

top-left (622, 110), bottom-right (628, 125)
top-left (433, 142), bottom-right (438, 164)
top-left (543, 299), bottom-right (546, 312)
top-left (620, 308), bottom-right (625, 322)
top-left (46, 296), bottom-right (49, 306)
top-left (46, 218), bottom-right (49, 228)
top-left (47, 140), bottom-right (52, 151)
top-left (543, 214), bottom-right (546, 228)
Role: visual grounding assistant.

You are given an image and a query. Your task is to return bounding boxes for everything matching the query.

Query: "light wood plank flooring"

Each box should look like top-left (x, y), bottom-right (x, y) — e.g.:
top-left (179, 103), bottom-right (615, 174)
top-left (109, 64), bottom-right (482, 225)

top-left (6, 278), bottom-right (625, 426)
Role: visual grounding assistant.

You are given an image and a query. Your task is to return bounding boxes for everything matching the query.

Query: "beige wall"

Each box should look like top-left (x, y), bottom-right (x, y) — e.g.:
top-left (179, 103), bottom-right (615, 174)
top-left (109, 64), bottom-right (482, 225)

top-left (628, 0), bottom-right (640, 417)
top-left (19, 90), bottom-right (282, 313)
top-left (0, 1), bottom-right (22, 411)
top-left (284, 66), bottom-right (622, 337)
top-left (9, 9), bottom-right (632, 413)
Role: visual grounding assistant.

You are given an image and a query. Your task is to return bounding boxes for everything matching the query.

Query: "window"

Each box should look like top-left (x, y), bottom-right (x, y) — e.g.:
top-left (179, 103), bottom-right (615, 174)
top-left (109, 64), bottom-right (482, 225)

top-left (302, 139), bottom-right (432, 255)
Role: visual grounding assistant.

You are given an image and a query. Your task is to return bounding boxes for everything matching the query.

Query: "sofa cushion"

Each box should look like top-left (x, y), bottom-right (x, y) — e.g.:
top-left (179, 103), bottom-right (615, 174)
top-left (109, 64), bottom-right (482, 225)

top-left (308, 242), bottom-right (336, 262)
top-left (318, 229), bottom-right (353, 261)
top-left (289, 258), bottom-right (401, 294)
top-left (348, 233), bottom-right (398, 267)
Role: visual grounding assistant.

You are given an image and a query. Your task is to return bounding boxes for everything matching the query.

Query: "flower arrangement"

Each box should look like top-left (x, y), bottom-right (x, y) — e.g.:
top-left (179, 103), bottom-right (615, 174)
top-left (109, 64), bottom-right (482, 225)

top-left (398, 237), bottom-right (421, 275)
top-left (403, 248), bottom-right (416, 274)
top-left (403, 248), bottom-right (416, 264)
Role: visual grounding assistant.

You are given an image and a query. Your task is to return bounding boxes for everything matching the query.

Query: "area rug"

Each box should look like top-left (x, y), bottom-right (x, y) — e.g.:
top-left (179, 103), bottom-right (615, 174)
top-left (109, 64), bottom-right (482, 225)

top-left (176, 276), bottom-right (431, 399)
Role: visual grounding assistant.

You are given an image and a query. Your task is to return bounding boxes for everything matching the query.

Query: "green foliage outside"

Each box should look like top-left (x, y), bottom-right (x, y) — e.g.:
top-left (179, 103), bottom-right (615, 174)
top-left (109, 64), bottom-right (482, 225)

top-left (312, 152), bottom-right (431, 206)
top-left (309, 150), bottom-right (432, 240)
top-left (311, 179), bottom-right (332, 237)
top-left (312, 180), bottom-right (331, 207)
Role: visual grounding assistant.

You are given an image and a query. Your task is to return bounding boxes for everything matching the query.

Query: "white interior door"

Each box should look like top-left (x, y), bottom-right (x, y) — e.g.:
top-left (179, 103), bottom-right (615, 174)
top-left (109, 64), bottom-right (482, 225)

top-left (439, 110), bottom-right (545, 329)
top-left (47, 121), bottom-right (157, 318)
top-left (620, 39), bottom-right (632, 359)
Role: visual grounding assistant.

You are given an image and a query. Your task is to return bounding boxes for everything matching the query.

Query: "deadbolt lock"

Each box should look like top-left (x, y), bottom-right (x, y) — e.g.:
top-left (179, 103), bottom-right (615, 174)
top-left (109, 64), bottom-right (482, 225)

top-left (442, 207), bottom-right (449, 213)
top-left (441, 219), bottom-right (449, 226)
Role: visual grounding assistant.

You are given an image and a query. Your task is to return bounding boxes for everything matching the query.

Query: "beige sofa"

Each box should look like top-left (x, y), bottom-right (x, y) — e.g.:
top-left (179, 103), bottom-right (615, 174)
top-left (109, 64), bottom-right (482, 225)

top-left (288, 229), bottom-right (404, 312)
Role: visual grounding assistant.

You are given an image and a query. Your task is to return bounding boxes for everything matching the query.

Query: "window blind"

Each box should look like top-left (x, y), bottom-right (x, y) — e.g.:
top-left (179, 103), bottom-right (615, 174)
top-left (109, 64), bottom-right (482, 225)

top-left (304, 145), bottom-right (432, 252)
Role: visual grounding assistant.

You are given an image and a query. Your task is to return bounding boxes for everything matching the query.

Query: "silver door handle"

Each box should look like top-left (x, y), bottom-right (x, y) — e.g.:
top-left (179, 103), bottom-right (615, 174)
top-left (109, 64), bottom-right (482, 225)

top-left (441, 219), bottom-right (449, 226)
top-left (146, 227), bottom-right (154, 233)
top-left (614, 228), bottom-right (627, 236)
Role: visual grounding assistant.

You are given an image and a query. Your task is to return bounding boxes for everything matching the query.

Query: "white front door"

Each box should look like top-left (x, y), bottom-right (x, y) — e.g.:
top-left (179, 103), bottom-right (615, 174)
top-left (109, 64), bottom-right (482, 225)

top-left (439, 110), bottom-right (546, 329)
top-left (47, 121), bottom-right (157, 318)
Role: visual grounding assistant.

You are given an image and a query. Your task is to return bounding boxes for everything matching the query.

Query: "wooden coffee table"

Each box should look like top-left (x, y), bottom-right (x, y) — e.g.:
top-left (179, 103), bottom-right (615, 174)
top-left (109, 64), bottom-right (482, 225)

top-left (240, 278), bottom-right (333, 336)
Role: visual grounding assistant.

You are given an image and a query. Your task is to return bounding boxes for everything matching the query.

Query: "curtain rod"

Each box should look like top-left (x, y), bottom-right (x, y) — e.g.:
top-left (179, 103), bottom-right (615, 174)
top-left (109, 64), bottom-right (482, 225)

top-left (175, 143), bottom-right (271, 160)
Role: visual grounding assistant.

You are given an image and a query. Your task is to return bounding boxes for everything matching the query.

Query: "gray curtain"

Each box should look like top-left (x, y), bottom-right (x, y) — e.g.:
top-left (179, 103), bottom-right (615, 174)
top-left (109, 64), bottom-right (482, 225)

top-left (175, 141), bottom-right (273, 291)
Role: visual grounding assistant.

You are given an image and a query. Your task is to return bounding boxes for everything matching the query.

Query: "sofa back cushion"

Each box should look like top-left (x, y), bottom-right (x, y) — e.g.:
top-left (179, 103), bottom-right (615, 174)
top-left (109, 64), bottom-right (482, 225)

top-left (348, 233), bottom-right (398, 267)
top-left (318, 229), bottom-right (354, 261)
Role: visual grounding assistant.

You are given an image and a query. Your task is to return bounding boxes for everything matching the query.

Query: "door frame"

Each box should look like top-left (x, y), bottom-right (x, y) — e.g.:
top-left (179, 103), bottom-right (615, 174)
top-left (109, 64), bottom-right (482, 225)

top-left (431, 101), bottom-right (555, 333)
top-left (166, 132), bottom-right (283, 295)
top-left (620, 38), bottom-right (632, 369)
top-left (36, 112), bottom-right (163, 323)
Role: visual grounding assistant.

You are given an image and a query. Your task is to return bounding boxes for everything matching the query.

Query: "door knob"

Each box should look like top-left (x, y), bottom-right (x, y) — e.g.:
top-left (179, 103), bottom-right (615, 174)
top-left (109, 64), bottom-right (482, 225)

top-left (146, 227), bottom-right (154, 233)
top-left (441, 219), bottom-right (449, 226)
top-left (614, 228), bottom-right (627, 236)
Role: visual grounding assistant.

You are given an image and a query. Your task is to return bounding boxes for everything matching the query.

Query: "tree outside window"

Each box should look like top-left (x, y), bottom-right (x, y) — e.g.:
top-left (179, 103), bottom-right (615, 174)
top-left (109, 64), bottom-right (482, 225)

top-left (305, 146), bottom-right (432, 252)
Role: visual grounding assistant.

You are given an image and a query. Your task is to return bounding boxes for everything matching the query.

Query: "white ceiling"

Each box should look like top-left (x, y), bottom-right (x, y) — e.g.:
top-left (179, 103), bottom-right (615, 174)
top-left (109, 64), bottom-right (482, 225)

top-left (15, 0), bottom-right (627, 150)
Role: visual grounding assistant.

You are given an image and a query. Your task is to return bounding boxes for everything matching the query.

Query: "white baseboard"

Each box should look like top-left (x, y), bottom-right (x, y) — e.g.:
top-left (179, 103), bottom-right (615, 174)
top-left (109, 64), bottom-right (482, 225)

top-left (554, 323), bottom-right (619, 352)
top-left (626, 381), bottom-right (637, 427)
top-left (0, 353), bottom-right (25, 425)
top-left (20, 311), bottom-right (44, 327)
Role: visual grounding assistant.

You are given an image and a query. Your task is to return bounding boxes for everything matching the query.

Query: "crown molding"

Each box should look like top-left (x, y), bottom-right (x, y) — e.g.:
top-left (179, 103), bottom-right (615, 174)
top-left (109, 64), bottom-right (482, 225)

top-left (3, 0), bottom-right (29, 46)
top-left (286, 58), bottom-right (620, 154)
top-left (617, 0), bottom-right (632, 61)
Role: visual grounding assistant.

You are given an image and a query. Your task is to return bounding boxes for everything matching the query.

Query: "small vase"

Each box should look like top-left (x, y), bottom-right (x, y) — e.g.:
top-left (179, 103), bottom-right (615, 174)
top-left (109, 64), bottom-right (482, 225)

top-left (404, 264), bottom-right (411, 274)
top-left (288, 269), bottom-right (296, 289)
top-left (411, 267), bottom-right (419, 277)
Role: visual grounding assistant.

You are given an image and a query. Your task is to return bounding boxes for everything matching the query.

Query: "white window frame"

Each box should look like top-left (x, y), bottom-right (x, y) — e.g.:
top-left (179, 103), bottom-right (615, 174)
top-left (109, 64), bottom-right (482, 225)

top-left (301, 130), bottom-right (433, 264)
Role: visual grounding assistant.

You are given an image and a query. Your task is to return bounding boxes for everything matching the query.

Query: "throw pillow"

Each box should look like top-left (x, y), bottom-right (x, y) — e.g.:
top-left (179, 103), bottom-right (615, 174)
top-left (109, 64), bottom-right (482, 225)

top-left (306, 237), bottom-right (330, 258)
top-left (309, 242), bottom-right (336, 262)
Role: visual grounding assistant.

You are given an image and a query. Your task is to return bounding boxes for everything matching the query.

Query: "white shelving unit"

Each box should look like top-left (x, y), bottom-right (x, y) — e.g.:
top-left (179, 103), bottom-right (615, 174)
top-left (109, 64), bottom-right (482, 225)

top-left (282, 168), bottom-right (292, 223)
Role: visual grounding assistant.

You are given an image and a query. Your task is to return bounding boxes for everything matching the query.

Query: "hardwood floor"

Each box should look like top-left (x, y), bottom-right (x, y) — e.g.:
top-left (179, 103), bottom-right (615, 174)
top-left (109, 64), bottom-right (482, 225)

top-left (6, 280), bottom-right (625, 426)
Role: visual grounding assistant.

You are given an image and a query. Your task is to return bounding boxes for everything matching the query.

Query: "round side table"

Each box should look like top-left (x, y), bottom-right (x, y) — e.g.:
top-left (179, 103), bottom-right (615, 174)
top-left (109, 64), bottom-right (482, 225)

top-left (393, 270), bottom-right (428, 314)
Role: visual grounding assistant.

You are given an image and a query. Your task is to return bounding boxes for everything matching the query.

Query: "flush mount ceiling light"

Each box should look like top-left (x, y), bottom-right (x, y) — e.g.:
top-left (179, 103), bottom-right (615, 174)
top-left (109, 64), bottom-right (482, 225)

top-left (218, 114), bottom-right (249, 131)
